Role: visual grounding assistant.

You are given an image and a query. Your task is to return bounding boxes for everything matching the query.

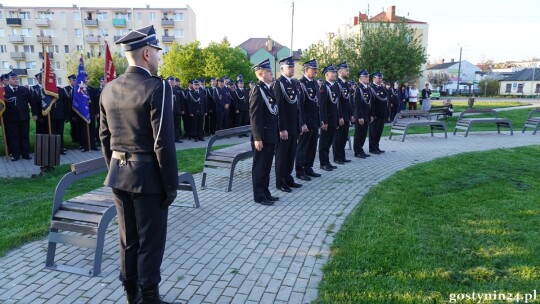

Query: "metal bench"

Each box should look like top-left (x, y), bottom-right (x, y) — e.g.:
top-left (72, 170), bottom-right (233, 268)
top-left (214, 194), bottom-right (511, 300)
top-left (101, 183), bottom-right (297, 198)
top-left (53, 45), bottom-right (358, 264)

top-left (429, 105), bottom-right (451, 120)
top-left (201, 125), bottom-right (253, 192)
top-left (453, 108), bottom-right (513, 137)
top-left (522, 107), bottom-right (540, 135)
top-left (45, 157), bottom-right (199, 277)
top-left (389, 110), bottom-right (447, 142)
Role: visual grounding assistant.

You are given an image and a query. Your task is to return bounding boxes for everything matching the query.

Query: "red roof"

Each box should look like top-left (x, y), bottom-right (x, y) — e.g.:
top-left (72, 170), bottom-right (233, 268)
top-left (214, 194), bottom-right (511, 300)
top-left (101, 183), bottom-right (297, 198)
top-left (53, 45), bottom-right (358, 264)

top-left (358, 6), bottom-right (427, 24)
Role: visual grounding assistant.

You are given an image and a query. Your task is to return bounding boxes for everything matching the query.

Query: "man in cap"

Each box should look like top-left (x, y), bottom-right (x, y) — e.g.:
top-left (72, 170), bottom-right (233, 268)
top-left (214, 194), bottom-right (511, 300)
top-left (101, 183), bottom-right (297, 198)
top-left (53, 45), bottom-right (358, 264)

top-left (296, 59), bottom-right (321, 180)
top-left (353, 69), bottom-right (372, 158)
top-left (100, 25), bottom-right (179, 304)
top-left (214, 78), bottom-right (229, 130)
top-left (1, 73), bottom-right (9, 87)
top-left (273, 56), bottom-right (304, 192)
top-left (204, 77), bottom-right (217, 135)
top-left (65, 74), bottom-right (80, 144)
top-left (249, 80), bottom-right (255, 91)
top-left (235, 78), bottom-right (250, 129)
top-left (318, 64), bottom-right (339, 171)
top-left (169, 77), bottom-right (184, 143)
top-left (83, 74), bottom-right (100, 151)
top-left (3, 71), bottom-right (35, 161)
top-left (226, 81), bottom-right (236, 128)
top-left (368, 71), bottom-right (388, 154)
top-left (187, 79), bottom-right (207, 141)
top-left (249, 59), bottom-right (279, 205)
top-left (333, 62), bottom-right (354, 164)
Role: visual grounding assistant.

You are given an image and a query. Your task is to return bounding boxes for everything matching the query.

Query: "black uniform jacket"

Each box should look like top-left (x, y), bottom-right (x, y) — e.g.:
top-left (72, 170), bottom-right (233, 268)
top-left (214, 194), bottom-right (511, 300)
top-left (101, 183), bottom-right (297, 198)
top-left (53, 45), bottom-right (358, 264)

top-left (273, 75), bottom-right (303, 136)
top-left (99, 66), bottom-right (178, 194)
top-left (249, 81), bottom-right (279, 144)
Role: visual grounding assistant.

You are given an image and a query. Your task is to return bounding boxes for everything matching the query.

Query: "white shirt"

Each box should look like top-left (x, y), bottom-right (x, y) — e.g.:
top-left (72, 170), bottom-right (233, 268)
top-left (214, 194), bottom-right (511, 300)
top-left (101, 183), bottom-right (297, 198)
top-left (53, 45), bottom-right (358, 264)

top-left (409, 88), bottom-right (419, 102)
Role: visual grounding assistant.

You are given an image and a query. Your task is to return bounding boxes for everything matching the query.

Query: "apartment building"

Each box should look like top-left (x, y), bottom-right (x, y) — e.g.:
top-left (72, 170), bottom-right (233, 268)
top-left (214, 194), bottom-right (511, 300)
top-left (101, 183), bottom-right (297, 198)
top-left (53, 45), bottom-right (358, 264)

top-left (0, 5), bottom-right (196, 85)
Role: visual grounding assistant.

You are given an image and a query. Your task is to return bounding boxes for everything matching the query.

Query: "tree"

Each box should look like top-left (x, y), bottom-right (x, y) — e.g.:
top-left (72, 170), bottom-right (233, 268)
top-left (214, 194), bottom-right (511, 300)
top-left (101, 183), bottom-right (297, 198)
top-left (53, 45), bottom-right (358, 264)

top-left (478, 78), bottom-right (500, 96)
top-left (426, 71), bottom-right (451, 90)
top-left (301, 20), bottom-right (427, 82)
top-left (160, 41), bottom-right (204, 88)
top-left (201, 38), bottom-right (254, 83)
top-left (65, 51), bottom-right (127, 87)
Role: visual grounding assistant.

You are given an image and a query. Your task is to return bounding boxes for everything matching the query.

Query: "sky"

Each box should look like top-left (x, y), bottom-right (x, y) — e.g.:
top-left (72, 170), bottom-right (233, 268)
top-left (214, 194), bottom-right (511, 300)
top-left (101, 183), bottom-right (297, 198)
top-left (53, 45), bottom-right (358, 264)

top-left (14, 0), bottom-right (540, 64)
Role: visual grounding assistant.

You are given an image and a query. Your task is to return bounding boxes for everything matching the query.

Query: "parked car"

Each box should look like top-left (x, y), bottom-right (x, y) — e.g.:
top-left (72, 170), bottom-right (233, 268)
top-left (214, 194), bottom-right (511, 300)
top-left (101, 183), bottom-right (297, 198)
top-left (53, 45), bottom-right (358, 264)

top-left (431, 90), bottom-right (441, 100)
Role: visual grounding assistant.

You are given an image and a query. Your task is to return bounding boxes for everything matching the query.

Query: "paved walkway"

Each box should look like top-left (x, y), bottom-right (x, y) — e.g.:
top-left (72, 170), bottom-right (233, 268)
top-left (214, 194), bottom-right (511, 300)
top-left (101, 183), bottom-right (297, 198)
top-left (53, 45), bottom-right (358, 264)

top-left (0, 129), bottom-right (539, 303)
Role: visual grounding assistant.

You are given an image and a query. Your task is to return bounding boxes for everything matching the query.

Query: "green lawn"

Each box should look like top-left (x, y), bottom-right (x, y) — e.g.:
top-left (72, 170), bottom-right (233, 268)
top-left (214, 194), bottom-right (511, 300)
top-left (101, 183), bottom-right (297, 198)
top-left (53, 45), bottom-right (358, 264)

top-left (0, 145), bottom-right (227, 257)
top-left (430, 100), bottom-right (526, 113)
top-left (316, 145), bottom-right (540, 303)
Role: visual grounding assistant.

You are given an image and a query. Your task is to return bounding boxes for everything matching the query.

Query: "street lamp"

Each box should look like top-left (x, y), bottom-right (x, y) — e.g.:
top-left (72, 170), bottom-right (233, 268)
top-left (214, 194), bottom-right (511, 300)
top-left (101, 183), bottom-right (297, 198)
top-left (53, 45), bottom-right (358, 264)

top-left (456, 46), bottom-right (462, 95)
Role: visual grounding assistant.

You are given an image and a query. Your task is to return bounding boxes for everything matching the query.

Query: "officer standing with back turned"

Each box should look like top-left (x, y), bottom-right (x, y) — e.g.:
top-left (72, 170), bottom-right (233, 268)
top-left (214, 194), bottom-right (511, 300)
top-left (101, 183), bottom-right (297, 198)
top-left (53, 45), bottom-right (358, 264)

top-left (100, 25), bottom-right (179, 304)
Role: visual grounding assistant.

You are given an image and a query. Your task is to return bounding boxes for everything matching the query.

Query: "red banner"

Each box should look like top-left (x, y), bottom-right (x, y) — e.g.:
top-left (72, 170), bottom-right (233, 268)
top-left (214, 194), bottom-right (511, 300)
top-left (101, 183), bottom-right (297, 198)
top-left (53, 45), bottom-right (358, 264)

top-left (0, 86), bottom-right (5, 116)
top-left (42, 51), bottom-right (59, 116)
top-left (104, 41), bottom-right (116, 83)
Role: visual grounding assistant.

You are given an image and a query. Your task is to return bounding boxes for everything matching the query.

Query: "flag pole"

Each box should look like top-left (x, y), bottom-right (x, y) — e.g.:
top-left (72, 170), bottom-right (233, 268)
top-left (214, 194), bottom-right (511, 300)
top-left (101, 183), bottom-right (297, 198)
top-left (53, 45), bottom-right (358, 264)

top-left (1, 116), bottom-right (8, 161)
top-left (86, 123), bottom-right (91, 151)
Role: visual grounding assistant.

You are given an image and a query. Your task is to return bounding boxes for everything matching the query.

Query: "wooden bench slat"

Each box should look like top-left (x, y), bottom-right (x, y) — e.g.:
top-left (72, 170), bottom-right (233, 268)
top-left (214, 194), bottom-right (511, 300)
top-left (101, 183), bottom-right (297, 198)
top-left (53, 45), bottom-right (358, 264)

top-left (207, 155), bottom-right (237, 162)
top-left (204, 160), bottom-right (234, 168)
top-left (51, 220), bottom-right (98, 235)
top-left (61, 202), bottom-right (109, 214)
top-left (66, 199), bottom-right (114, 208)
top-left (54, 210), bottom-right (103, 224)
top-left (71, 158), bottom-right (107, 175)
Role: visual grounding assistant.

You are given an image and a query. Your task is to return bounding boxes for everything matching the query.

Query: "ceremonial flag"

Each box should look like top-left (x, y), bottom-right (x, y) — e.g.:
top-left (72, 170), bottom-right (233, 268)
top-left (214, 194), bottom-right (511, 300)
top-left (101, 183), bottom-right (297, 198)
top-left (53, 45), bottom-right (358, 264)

top-left (41, 51), bottom-right (59, 116)
top-left (0, 86), bottom-right (5, 116)
top-left (72, 56), bottom-right (91, 124)
top-left (104, 41), bottom-right (116, 83)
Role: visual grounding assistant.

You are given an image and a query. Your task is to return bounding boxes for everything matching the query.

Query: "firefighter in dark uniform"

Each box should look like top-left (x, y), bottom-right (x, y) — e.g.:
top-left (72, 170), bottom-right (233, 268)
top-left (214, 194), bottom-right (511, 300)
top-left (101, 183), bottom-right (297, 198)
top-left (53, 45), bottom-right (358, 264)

top-left (333, 62), bottom-right (354, 164)
top-left (198, 78), bottom-right (208, 139)
top-left (85, 75), bottom-right (100, 151)
top-left (169, 77), bottom-right (184, 143)
top-left (318, 65), bottom-right (339, 171)
top-left (273, 56), bottom-right (304, 193)
top-left (353, 69), bottom-right (372, 158)
top-left (204, 77), bottom-right (217, 135)
top-left (368, 71), bottom-right (388, 154)
top-left (99, 25), bottom-right (179, 304)
top-left (31, 72), bottom-right (48, 135)
top-left (65, 74), bottom-right (79, 144)
top-left (296, 59), bottom-right (321, 181)
top-left (249, 58), bottom-right (279, 206)
top-left (231, 76), bottom-right (248, 129)
top-left (226, 81), bottom-right (236, 128)
top-left (187, 79), bottom-right (207, 141)
top-left (3, 71), bottom-right (34, 161)
top-left (214, 78), bottom-right (229, 130)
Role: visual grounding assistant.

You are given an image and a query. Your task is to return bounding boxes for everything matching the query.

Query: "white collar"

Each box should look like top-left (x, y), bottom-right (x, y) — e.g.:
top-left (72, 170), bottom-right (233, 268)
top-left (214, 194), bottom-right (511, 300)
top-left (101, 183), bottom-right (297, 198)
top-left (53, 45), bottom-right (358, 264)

top-left (327, 80), bottom-right (335, 86)
top-left (304, 75), bottom-right (314, 81)
top-left (282, 75), bottom-right (292, 82)
top-left (339, 77), bottom-right (347, 83)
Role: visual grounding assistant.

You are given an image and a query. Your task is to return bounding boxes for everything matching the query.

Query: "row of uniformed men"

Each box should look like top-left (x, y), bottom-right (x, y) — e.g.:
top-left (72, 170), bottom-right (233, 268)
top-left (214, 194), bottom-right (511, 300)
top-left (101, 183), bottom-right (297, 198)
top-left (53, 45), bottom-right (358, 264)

top-left (1, 71), bottom-right (104, 161)
top-left (248, 56), bottom-right (388, 205)
top-left (166, 75), bottom-right (256, 142)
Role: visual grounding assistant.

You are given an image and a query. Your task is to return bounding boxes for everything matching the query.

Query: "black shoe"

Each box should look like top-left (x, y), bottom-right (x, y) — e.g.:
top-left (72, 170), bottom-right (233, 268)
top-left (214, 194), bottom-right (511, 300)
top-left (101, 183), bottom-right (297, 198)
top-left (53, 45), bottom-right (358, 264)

top-left (194, 138), bottom-right (198, 142)
top-left (141, 286), bottom-right (180, 304)
top-left (60, 150), bottom-right (67, 155)
top-left (296, 174), bottom-right (311, 181)
top-left (377, 149), bottom-right (385, 153)
top-left (343, 159), bottom-right (351, 163)
top-left (255, 198), bottom-right (274, 205)
top-left (370, 150), bottom-right (381, 155)
top-left (320, 165), bottom-right (333, 171)
top-left (122, 281), bottom-right (141, 304)
top-left (363, 153), bottom-right (371, 157)
top-left (92, 148), bottom-right (99, 151)
top-left (198, 138), bottom-right (205, 141)
top-left (334, 160), bottom-right (345, 165)
top-left (81, 148), bottom-right (89, 152)
top-left (22, 155), bottom-right (32, 160)
top-left (175, 140), bottom-right (182, 143)
top-left (277, 185), bottom-right (292, 192)
top-left (329, 164), bottom-right (338, 169)
top-left (354, 153), bottom-right (366, 158)
top-left (266, 195), bottom-right (279, 202)
top-left (287, 181), bottom-right (302, 188)
top-left (11, 156), bottom-right (19, 161)
top-left (61, 148), bottom-right (68, 153)
top-left (306, 170), bottom-right (321, 177)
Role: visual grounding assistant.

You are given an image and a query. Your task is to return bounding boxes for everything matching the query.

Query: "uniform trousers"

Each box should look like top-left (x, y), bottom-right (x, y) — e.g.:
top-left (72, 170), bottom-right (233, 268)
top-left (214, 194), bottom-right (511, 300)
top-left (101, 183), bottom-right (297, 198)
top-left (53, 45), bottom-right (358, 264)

top-left (112, 188), bottom-right (168, 289)
top-left (5, 120), bottom-right (30, 158)
top-left (275, 134), bottom-right (298, 187)
top-left (353, 121), bottom-right (369, 154)
top-left (369, 117), bottom-right (385, 152)
top-left (332, 124), bottom-right (350, 162)
top-left (251, 142), bottom-right (275, 201)
top-left (235, 111), bottom-right (249, 127)
top-left (295, 129), bottom-right (318, 175)
top-left (173, 114), bottom-right (183, 141)
top-left (191, 115), bottom-right (204, 139)
top-left (318, 126), bottom-right (336, 166)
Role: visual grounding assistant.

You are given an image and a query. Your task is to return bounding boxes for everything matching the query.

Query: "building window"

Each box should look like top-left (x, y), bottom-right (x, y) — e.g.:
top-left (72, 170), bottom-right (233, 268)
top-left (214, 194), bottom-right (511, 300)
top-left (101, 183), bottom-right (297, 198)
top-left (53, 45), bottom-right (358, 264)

top-left (73, 12), bottom-right (81, 21)
top-left (60, 12), bottom-right (66, 21)
top-left (47, 45), bottom-right (59, 53)
top-left (173, 13), bottom-right (184, 21)
top-left (101, 28), bottom-right (108, 36)
top-left (57, 78), bottom-right (62, 86)
top-left (0, 45), bottom-right (7, 53)
top-left (64, 45), bottom-right (69, 53)
top-left (74, 28), bottom-right (81, 37)
top-left (0, 28), bottom-right (4, 37)
top-left (2, 62), bottom-right (9, 69)
top-left (26, 61), bottom-right (37, 69)
top-left (536, 84), bottom-right (540, 93)
top-left (37, 12), bottom-right (54, 20)
top-left (21, 28), bottom-right (33, 37)
top-left (127, 13), bottom-right (132, 21)
top-left (55, 61), bottom-right (61, 70)
top-left (517, 83), bottom-right (524, 93)
top-left (149, 13), bottom-right (155, 21)
top-left (20, 12), bottom-right (31, 20)
top-left (137, 13), bottom-right (143, 21)
top-left (174, 29), bottom-right (184, 37)
top-left (62, 28), bottom-right (68, 37)
top-left (0, 11), bottom-right (3, 20)
top-left (505, 84), bottom-right (511, 93)
top-left (27, 78), bottom-right (35, 85)
top-left (23, 45), bottom-right (35, 53)
top-left (43, 28), bottom-right (56, 37)
top-left (97, 12), bottom-right (108, 21)
top-left (76, 45), bottom-right (83, 51)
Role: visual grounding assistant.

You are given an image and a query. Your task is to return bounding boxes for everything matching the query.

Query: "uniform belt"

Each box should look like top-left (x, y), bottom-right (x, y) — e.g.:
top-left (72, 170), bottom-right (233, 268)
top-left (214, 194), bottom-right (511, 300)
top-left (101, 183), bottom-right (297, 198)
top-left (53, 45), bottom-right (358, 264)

top-left (111, 151), bottom-right (155, 163)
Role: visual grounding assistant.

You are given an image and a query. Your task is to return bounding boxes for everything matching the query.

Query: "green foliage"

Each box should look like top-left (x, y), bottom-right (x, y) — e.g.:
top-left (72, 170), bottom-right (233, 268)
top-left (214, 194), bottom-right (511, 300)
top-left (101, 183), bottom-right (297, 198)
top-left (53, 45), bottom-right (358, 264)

top-left (161, 39), bottom-right (255, 88)
top-left (478, 79), bottom-right (501, 96)
top-left (65, 51), bottom-right (127, 87)
top-left (301, 20), bottom-right (427, 82)
top-left (426, 71), bottom-right (451, 90)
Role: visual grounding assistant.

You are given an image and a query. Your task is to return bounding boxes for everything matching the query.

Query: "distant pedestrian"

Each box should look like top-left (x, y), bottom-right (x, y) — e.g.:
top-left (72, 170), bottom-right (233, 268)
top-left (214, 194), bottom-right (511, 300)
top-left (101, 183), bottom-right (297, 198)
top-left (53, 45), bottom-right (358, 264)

top-left (421, 83), bottom-right (432, 111)
top-left (408, 83), bottom-right (419, 110)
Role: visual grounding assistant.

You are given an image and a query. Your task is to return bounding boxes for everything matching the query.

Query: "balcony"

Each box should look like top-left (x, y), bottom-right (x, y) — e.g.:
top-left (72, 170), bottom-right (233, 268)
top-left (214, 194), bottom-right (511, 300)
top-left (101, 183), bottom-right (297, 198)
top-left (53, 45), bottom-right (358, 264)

top-left (13, 68), bottom-right (28, 76)
top-left (8, 35), bottom-right (24, 43)
top-left (86, 35), bottom-right (99, 44)
top-left (37, 35), bottom-right (52, 44)
top-left (6, 18), bottom-right (22, 26)
top-left (84, 19), bottom-right (99, 27)
top-left (162, 36), bottom-right (175, 43)
top-left (161, 19), bottom-right (174, 27)
top-left (39, 52), bottom-right (54, 59)
top-left (35, 19), bottom-right (50, 27)
top-left (10, 52), bottom-right (26, 60)
top-left (112, 18), bottom-right (126, 27)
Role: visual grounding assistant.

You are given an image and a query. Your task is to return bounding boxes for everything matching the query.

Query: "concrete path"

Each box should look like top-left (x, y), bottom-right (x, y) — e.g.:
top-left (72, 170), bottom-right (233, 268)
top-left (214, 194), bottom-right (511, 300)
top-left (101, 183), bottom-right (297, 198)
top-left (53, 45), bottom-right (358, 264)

top-left (0, 129), bottom-right (539, 303)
